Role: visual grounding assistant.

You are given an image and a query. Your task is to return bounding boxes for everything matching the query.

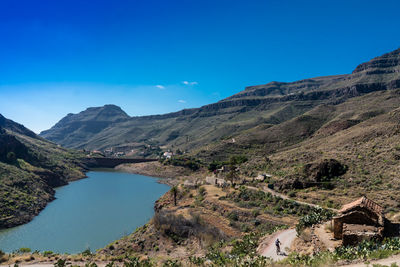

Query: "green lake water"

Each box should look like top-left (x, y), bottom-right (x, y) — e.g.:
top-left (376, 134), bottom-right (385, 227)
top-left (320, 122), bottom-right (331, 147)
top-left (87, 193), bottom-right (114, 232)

top-left (0, 171), bottom-right (169, 253)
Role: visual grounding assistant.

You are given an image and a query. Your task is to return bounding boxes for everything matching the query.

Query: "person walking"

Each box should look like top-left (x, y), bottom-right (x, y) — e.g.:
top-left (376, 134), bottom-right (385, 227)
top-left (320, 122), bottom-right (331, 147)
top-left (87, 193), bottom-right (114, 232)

top-left (275, 238), bottom-right (281, 255)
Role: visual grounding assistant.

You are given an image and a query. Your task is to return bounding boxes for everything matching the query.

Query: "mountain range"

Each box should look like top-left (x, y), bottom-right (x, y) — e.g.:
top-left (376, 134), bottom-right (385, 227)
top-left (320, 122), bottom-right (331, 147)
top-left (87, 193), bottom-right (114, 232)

top-left (38, 47), bottom-right (400, 209)
top-left (40, 48), bottom-right (400, 159)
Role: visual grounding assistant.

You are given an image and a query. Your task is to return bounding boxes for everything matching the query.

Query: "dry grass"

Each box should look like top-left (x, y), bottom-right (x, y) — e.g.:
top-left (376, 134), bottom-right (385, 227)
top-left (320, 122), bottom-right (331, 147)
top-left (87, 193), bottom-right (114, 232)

top-left (250, 91), bottom-right (400, 211)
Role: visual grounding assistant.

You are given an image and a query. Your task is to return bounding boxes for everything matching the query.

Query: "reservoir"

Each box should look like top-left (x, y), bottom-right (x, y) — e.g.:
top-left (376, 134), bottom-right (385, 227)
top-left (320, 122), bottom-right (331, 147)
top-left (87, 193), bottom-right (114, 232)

top-left (0, 171), bottom-right (170, 253)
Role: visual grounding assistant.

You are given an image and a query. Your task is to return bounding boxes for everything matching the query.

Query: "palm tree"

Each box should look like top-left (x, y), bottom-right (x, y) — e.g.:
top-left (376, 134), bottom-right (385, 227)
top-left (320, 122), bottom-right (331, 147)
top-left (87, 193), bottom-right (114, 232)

top-left (171, 186), bottom-right (178, 206)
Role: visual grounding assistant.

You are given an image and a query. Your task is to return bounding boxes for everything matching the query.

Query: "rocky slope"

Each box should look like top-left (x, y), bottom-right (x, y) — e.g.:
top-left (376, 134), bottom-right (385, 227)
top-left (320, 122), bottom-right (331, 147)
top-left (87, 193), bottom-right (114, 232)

top-left (40, 48), bottom-right (400, 157)
top-left (0, 115), bottom-right (87, 228)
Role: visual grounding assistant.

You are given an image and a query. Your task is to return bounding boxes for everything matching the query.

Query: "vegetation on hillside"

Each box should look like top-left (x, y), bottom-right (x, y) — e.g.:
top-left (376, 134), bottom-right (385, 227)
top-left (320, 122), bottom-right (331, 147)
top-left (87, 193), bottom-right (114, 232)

top-left (4, 48), bottom-right (400, 266)
top-left (0, 117), bottom-right (86, 228)
top-left (284, 238), bottom-right (400, 266)
top-left (161, 156), bottom-right (201, 171)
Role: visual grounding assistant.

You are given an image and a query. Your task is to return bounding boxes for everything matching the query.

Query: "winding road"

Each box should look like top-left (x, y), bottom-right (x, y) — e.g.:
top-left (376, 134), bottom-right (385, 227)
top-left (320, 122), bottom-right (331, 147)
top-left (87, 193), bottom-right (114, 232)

top-left (258, 228), bottom-right (297, 261)
top-left (250, 184), bottom-right (338, 261)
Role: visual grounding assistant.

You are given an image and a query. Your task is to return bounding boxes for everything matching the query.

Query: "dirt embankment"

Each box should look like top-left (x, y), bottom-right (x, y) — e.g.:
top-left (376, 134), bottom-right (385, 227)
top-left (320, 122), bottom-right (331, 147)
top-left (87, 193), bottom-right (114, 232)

top-left (115, 161), bottom-right (204, 186)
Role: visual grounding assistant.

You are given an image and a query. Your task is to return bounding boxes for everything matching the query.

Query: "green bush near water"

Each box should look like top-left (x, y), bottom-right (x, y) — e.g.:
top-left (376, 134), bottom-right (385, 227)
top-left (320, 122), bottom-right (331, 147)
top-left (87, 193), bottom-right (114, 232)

top-left (17, 247), bottom-right (31, 253)
top-left (42, 251), bottom-right (54, 257)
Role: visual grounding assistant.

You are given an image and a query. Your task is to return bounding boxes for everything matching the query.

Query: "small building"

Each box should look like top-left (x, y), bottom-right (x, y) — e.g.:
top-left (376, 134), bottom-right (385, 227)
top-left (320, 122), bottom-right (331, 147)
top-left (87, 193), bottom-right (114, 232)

top-left (333, 196), bottom-right (386, 245)
top-left (163, 151), bottom-right (173, 159)
top-left (206, 176), bottom-right (217, 185)
top-left (255, 173), bottom-right (272, 182)
top-left (255, 174), bottom-right (266, 182)
top-left (205, 176), bottom-right (229, 187)
top-left (216, 178), bottom-right (229, 187)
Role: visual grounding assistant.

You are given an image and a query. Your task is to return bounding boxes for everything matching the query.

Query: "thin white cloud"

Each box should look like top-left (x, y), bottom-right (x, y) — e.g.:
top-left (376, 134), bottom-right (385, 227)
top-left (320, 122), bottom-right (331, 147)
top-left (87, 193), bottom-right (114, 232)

top-left (178, 99), bottom-right (186, 103)
top-left (182, 81), bottom-right (198, 86)
top-left (155, 85), bottom-right (165, 89)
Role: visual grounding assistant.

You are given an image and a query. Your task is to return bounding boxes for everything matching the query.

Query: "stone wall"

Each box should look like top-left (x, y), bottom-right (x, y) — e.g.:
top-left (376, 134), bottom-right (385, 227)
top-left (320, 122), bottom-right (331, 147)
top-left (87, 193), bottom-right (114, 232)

top-left (333, 210), bottom-right (379, 239)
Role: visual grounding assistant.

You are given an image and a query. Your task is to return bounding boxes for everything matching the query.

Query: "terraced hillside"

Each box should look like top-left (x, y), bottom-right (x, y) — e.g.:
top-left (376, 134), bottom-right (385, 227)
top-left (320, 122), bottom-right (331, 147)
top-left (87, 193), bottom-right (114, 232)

top-left (0, 114), bottom-right (86, 228)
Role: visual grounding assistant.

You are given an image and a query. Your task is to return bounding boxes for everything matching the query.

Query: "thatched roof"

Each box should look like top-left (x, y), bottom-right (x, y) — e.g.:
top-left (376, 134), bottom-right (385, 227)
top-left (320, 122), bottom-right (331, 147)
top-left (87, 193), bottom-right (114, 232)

top-left (339, 196), bottom-right (384, 215)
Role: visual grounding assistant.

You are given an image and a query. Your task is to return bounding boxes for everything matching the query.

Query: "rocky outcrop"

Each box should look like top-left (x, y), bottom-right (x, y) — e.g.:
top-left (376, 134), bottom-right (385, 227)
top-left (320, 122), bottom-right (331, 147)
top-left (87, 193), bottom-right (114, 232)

top-left (276, 159), bottom-right (347, 190)
top-left (352, 48), bottom-right (400, 74)
top-left (303, 159), bottom-right (348, 183)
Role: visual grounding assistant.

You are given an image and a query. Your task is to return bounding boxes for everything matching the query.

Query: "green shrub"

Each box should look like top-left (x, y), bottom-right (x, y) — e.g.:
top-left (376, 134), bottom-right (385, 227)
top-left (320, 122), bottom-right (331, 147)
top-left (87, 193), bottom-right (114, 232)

top-left (230, 232), bottom-right (259, 257)
top-left (18, 247), bottom-right (31, 253)
top-left (227, 211), bottom-right (239, 221)
top-left (251, 209), bottom-right (260, 217)
top-left (230, 155), bottom-right (248, 165)
top-left (198, 186), bottom-right (206, 196)
top-left (166, 156), bottom-right (201, 171)
top-left (208, 161), bottom-right (226, 172)
top-left (240, 223), bottom-right (251, 232)
top-left (162, 259), bottom-right (181, 267)
top-left (81, 248), bottom-right (92, 256)
top-left (6, 152), bottom-right (17, 163)
top-left (296, 208), bottom-right (335, 235)
top-left (54, 259), bottom-right (67, 267)
top-left (285, 238), bottom-right (400, 266)
top-left (42, 251), bottom-right (53, 257)
top-left (226, 187), bottom-right (322, 219)
top-left (124, 256), bottom-right (153, 267)
top-left (188, 256), bottom-right (205, 265)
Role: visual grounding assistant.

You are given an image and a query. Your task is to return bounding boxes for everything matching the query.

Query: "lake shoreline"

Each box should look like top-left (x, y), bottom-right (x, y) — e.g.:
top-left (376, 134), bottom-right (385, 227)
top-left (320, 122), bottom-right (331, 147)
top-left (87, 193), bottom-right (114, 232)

top-left (0, 170), bottom-right (87, 231)
top-left (0, 171), bottom-right (169, 254)
top-left (0, 163), bottom-right (176, 231)
top-left (115, 161), bottom-right (199, 186)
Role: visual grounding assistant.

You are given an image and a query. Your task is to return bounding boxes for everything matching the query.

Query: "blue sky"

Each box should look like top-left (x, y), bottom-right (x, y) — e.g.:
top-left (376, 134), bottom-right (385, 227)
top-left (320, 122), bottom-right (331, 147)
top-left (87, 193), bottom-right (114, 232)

top-left (0, 0), bottom-right (400, 133)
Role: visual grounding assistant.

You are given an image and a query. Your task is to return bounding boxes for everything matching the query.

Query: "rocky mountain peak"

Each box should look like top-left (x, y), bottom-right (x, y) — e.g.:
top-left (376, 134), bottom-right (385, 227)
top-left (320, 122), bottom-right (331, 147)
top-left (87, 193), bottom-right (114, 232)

top-left (39, 105), bottom-right (130, 147)
top-left (352, 47), bottom-right (400, 74)
top-left (82, 104), bottom-right (129, 120)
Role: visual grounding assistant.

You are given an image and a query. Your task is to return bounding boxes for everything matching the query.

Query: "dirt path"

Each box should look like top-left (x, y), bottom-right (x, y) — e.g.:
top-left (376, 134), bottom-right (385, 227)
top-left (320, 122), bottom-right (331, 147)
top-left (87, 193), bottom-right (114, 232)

top-left (314, 222), bottom-right (341, 251)
top-left (262, 186), bottom-right (332, 210)
top-left (258, 228), bottom-right (297, 261)
top-left (246, 185), bottom-right (338, 212)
